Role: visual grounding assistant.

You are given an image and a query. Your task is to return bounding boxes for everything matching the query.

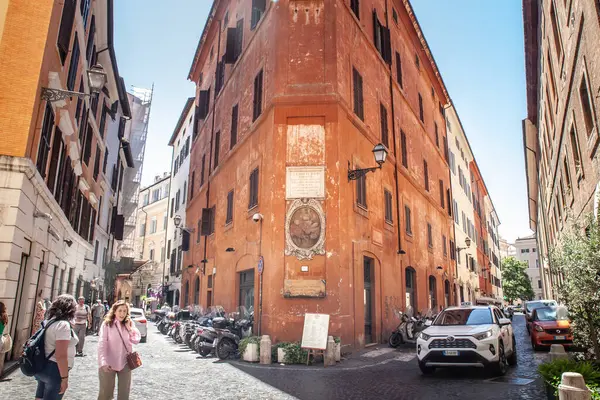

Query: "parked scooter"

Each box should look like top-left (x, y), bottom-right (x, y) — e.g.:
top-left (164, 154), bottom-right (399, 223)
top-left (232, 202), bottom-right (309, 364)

top-left (389, 307), bottom-right (435, 347)
top-left (215, 307), bottom-right (254, 360)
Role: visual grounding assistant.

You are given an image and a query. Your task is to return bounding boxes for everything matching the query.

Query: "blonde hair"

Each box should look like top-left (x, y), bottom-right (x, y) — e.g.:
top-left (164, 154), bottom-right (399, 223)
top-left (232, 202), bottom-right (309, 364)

top-left (103, 300), bottom-right (131, 326)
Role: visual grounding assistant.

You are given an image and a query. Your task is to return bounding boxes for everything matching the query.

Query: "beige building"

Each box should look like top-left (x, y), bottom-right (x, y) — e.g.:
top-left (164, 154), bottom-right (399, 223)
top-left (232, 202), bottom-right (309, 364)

top-left (131, 173), bottom-right (170, 305)
top-left (523, 0), bottom-right (600, 299)
top-left (0, 0), bottom-right (133, 374)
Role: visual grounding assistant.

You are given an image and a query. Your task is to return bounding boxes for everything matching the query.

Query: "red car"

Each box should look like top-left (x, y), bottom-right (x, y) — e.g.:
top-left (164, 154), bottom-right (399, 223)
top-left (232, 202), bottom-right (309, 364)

top-left (530, 306), bottom-right (573, 351)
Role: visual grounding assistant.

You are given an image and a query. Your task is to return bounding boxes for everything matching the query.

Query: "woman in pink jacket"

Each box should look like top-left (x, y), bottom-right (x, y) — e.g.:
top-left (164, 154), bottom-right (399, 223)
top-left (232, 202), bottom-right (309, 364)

top-left (97, 300), bottom-right (140, 400)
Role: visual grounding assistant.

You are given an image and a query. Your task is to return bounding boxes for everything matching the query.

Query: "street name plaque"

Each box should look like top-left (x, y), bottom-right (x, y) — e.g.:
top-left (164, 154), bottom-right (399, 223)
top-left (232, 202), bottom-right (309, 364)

top-left (286, 166), bottom-right (325, 199)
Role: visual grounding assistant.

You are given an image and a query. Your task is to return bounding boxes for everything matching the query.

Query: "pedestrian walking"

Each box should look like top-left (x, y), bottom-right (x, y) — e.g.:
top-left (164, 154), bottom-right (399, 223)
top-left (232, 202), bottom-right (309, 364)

top-left (0, 301), bottom-right (12, 355)
top-left (34, 294), bottom-right (79, 400)
top-left (32, 290), bottom-right (47, 334)
top-left (73, 296), bottom-right (91, 357)
top-left (104, 301), bottom-right (110, 313)
top-left (92, 300), bottom-right (105, 335)
top-left (98, 300), bottom-right (141, 400)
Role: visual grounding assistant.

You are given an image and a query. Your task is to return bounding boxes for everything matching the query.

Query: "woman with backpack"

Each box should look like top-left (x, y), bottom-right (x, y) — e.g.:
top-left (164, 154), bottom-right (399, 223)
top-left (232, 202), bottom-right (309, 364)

top-left (98, 300), bottom-right (141, 400)
top-left (35, 294), bottom-right (78, 400)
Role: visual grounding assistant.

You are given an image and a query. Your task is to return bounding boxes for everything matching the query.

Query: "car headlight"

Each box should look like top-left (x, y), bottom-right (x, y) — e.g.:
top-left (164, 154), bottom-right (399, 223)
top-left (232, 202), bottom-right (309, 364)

top-left (419, 332), bottom-right (431, 341)
top-left (534, 325), bottom-right (544, 332)
top-left (473, 330), bottom-right (493, 341)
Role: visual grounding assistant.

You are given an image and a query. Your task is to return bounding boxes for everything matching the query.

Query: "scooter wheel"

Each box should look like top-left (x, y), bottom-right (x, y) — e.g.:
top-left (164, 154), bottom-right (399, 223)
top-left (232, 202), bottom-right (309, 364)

top-left (389, 332), bottom-right (403, 348)
top-left (217, 338), bottom-right (234, 360)
top-left (199, 347), bottom-right (212, 357)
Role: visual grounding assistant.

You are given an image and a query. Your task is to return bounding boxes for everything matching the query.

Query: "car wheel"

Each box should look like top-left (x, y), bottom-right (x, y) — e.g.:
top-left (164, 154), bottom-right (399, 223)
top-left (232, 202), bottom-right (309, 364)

top-left (418, 361), bottom-right (435, 375)
top-left (531, 337), bottom-right (543, 351)
top-left (140, 335), bottom-right (147, 343)
top-left (507, 336), bottom-right (517, 366)
top-left (490, 342), bottom-right (508, 376)
top-left (389, 332), bottom-right (403, 348)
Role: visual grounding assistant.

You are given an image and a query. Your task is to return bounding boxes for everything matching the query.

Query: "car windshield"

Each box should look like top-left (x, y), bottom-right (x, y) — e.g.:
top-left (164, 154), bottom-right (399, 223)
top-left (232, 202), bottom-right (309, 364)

top-left (526, 301), bottom-right (557, 312)
top-left (534, 306), bottom-right (569, 321)
top-left (433, 308), bottom-right (493, 326)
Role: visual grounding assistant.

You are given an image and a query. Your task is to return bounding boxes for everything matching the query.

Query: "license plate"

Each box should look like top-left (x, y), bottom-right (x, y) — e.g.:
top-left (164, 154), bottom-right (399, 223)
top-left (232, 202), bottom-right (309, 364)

top-left (554, 336), bottom-right (566, 340)
top-left (443, 350), bottom-right (459, 356)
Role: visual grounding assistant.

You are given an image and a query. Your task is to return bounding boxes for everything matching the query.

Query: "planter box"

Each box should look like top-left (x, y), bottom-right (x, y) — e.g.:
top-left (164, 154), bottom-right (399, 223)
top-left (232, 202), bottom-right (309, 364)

top-left (278, 348), bottom-right (287, 364)
top-left (544, 383), bottom-right (557, 400)
top-left (335, 343), bottom-right (341, 362)
top-left (243, 343), bottom-right (259, 362)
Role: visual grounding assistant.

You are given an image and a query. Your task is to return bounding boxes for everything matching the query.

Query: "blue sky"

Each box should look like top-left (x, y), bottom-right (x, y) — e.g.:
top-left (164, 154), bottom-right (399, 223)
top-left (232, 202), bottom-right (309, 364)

top-left (114, 1), bottom-right (531, 243)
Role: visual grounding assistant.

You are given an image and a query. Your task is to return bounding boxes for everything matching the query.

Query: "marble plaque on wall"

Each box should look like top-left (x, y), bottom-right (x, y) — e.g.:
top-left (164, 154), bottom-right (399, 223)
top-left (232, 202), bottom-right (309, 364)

top-left (286, 166), bottom-right (325, 199)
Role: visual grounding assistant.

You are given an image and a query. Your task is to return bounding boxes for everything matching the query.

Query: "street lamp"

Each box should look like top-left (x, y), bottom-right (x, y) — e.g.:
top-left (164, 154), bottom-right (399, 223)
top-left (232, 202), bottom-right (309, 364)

top-left (348, 143), bottom-right (388, 181)
top-left (173, 214), bottom-right (182, 228)
top-left (456, 237), bottom-right (471, 256)
top-left (41, 64), bottom-right (108, 102)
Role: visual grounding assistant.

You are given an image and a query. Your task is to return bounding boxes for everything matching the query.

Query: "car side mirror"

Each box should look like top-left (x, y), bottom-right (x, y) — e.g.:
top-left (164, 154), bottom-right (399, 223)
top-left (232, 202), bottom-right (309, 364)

top-left (425, 320), bottom-right (432, 326)
top-left (498, 318), bottom-right (511, 326)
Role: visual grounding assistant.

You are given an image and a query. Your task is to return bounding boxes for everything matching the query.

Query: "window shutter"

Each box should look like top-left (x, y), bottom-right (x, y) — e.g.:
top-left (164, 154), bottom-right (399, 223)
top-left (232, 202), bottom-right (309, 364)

top-left (93, 145), bottom-right (101, 180)
top-left (210, 205), bottom-right (216, 234)
top-left (380, 103), bottom-right (388, 147)
top-left (198, 89), bottom-right (211, 119)
top-left (382, 25), bottom-right (392, 64)
top-left (201, 208), bottom-right (211, 236)
top-left (230, 105), bottom-right (238, 148)
top-left (213, 131), bottom-right (220, 168)
top-left (47, 128), bottom-right (64, 194)
top-left (225, 28), bottom-right (238, 64)
top-left (373, 11), bottom-right (381, 53)
top-left (86, 16), bottom-right (95, 61)
top-left (251, 0), bottom-right (266, 29)
top-left (235, 19), bottom-right (244, 59)
top-left (226, 190), bottom-right (234, 223)
top-left (66, 35), bottom-right (80, 91)
top-left (57, 0), bottom-right (76, 64)
top-left (351, 0), bottom-right (360, 19)
top-left (181, 230), bottom-right (190, 251)
top-left (253, 70), bottom-right (263, 121)
top-left (396, 52), bottom-right (403, 88)
top-left (200, 154), bottom-right (206, 186)
top-left (83, 122), bottom-right (93, 165)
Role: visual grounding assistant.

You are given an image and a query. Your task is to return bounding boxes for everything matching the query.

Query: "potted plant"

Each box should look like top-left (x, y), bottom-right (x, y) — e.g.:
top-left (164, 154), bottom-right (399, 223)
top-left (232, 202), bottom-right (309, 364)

top-left (239, 336), bottom-right (261, 363)
top-left (274, 342), bottom-right (309, 364)
top-left (333, 337), bottom-right (341, 362)
top-left (538, 358), bottom-right (600, 400)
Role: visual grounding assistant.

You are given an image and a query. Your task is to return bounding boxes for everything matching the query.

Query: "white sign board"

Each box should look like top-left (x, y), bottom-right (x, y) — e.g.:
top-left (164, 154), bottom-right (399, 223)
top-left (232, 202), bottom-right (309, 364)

top-left (300, 313), bottom-right (330, 350)
top-left (286, 166), bottom-right (325, 199)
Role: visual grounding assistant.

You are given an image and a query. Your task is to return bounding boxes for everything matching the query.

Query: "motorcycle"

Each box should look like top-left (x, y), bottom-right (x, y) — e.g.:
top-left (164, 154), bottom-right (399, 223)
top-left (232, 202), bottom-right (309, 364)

top-left (194, 306), bottom-right (225, 357)
top-left (389, 307), bottom-right (435, 347)
top-left (215, 307), bottom-right (254, 360)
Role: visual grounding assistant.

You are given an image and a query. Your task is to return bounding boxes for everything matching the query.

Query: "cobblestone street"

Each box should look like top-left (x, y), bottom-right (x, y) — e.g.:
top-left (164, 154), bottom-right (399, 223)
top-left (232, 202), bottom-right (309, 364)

top-left (0, 327), bottom-right (294, 400)
top-left (0, 315), bottom-right (547, 400)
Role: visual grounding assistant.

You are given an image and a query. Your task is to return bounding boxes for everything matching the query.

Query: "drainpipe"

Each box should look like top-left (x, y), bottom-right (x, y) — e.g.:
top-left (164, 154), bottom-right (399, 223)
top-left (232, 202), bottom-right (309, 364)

top-left (163, 147), bottom-right (174, 305)
top-left (383, 0), bottom-right (405, 307)
top-left (257, 217), bottom-right (263, 336)
top-left (202, 18), bottom-right (222, 305)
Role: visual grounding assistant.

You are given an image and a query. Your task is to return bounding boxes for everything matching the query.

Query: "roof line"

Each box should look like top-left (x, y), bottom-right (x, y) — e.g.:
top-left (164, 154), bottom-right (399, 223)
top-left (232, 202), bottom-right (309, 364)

top-left (187, 0), bottom-right (219, 81)
top-left (168, 97), bottom-right (195, 146)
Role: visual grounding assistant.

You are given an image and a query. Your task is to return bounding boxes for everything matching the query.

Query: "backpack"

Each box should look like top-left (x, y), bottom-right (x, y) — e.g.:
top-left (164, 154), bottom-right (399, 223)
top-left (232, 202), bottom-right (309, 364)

top-left (19, 319), bottom-right (59, 377)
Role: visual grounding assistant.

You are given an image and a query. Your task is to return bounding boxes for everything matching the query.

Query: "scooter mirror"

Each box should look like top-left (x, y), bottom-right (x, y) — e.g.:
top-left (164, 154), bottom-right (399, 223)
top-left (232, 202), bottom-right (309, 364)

top-left (424, 320), bottom-right (432, 326)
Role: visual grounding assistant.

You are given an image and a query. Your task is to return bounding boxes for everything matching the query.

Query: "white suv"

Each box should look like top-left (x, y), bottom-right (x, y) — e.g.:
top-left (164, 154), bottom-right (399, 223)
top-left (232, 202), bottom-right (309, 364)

top-left (416, 305), bottom-right (517, 375)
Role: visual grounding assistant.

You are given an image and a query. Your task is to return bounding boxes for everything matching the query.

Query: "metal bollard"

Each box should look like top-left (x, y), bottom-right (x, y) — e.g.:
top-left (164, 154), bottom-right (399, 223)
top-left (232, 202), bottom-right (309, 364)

top-left (549, 344), bottom-right (569, 361)
top-left (558, 372), bottom-right (591, 400)
top-left (260, 335), bottom-right (272, 365)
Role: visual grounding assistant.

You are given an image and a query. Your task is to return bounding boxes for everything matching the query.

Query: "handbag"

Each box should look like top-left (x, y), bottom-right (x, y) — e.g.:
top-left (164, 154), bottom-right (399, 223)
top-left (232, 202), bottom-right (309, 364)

top-left (0, 333), bottom-right (12, 353)
top-left (115, 324), bottom-right (142, 370)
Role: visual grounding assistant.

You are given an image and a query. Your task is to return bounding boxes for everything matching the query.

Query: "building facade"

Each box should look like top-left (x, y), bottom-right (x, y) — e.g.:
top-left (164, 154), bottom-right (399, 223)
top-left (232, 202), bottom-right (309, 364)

top-left (499, 237), bottom-right (516, 260)
top-left (446, 106), bottom-right (502, 305)
top-left (523, 0), bottom-right (600, 299)
top-left (0, 0), bottom-right (132, 371)
top-left (164, 98), bottom-right (195, 307)
top-left (130, 173), bottom-right (169, 306)
top-left (182, 0), bottom-right (458, 348)
top-left (513, 235), bottom-right (542, 300)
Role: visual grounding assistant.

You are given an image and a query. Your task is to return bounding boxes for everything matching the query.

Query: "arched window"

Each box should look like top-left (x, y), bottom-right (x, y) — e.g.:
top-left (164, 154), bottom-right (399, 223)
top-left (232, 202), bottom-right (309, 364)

top-left (405, 267), bottom-right (417, 311)
top-left (184, 281), bottom-right (190, 306)
top-left (194, 276), bottom-right (200, 305)
top-left (444, 279), bottom-right (450, 307)
top-left (429, 276), bottom-right (437, 310)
